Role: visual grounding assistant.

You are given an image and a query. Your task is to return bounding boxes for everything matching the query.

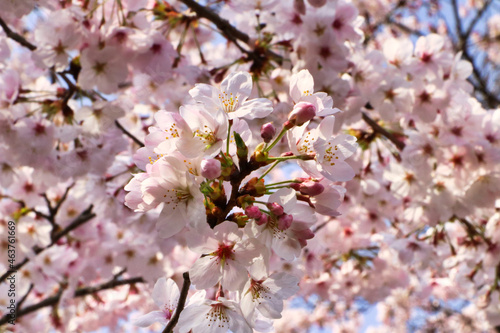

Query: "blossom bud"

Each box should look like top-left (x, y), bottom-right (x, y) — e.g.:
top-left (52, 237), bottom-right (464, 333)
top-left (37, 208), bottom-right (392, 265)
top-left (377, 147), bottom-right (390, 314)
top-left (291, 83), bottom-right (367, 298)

top-left (253, 142), bottom-right (269, 163)
top-left (267, 202), bottom-right (284, 216)
top-left (278, 214), bottom-right (293, 230)
top-left (307, 0), bottom-right (326, 7)
top-left (299, 180), bottom-right (324, 196)
top-left (260, 122), bottom-right (276, 143)
top-left (294, 0), bottom-right (306, 15)
top-left (201, 159), bottom-right (221, 179)
top-left (233, 132), bottom-right (248, 159)
top-left (245, 205), bottom-right (262, 219)
top-left (232, 212), bottom-right (249, 228)
top-left (256, 214), bottom-right (268, 225)
top-left (288, 102), bottom-right (316, 126)
top-left (241, 177), bottom-right (266, 197)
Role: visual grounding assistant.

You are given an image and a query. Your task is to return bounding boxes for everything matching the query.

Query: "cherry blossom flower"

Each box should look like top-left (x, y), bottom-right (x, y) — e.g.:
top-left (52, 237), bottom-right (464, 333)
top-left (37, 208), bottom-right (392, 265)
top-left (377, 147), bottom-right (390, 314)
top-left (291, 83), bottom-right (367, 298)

top-left (289, 69), bottom-right (340, 117)
top-left (240, 271), bottom-right (299, 322)
top-left (33, 9), bottom-right (82, 71)
top-left (189, 71), bottom-right (273, 119)
top-left (126, 156), bottom-right (205, 238)
top-left (177, 295), bottom-right (252, 333)
top-left (78, 46), bottom-right (128, 94)
top-left (133, 277), bottom-right (179, 327)
top-left (288, 116), bottom-right (358, 182)
top-left (188, 222), bottom-right (261, 291)
top-left (247, 188), bottom-right (316, 260)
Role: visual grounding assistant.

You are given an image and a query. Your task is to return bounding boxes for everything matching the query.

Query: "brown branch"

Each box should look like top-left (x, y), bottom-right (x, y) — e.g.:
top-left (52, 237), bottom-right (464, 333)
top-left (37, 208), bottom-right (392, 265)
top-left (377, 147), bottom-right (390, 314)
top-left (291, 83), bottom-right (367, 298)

top-left (0, 277), bottom-right (144, 325)
top-left (49, 204), bottom-right (95, 246)
top-left (115, 120), bottom-right (145, 147)
top-left (364, 0), bottom-right (407, 44)
top-left (178, 0), bottom-right (283, 69)
top-left (178, 0), bottom-right (250, 43)
top-left (361, 111), bottom-right (406, 151)
top-left (0, 205), bottom-right (96, 284)
top-left (17, 284), bottom-right (34, 311)
top-left (386, 18), bottom-right (424, 36)
top-left (42, 183), bottom-right (75, 230)
top-left (0, 16), bottom-right (37, 51)
top-left (463, 0), bottom-right (492, 40)
top-left (450, 0), bottom-right (499, 108)
top-left (162, 272), bottom-right (191, 333)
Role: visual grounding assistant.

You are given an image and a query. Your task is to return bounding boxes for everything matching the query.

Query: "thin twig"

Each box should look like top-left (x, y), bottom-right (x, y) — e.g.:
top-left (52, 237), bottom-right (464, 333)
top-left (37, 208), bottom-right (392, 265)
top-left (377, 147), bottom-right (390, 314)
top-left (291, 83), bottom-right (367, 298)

top-left (0, 205), bottom-right (96, 284)
top-left (41, 183), bottom-right (75, 229)
top-left (450, 0), bottom-right (499, 108)
top-left (49, 204), bottom-right (95, 247)
top-left (162, 272), bottom-right (191, 333)
top-left (361, 111), bottom-right (406, 151)
top-left (17, 284), bottom-right (34, 311)
top-left (115, 120), bottom-right (145, 147)
top-left (0, 277), bottom-right (144, 325)
top-left (0, 16), bottom-right (37, 51)
top-left (386, 18), bottom-right (424, 36)
top-left (463, 0), bottom-right (492, 40)
top-left (179, 0), bottom-right (250, 43)
top-left (178, 0), bottom-right (282, 67)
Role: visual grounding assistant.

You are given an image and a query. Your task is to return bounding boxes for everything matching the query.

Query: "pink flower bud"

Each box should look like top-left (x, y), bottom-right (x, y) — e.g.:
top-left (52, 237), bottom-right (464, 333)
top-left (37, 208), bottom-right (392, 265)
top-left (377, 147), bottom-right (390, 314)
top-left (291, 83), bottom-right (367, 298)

top-left (260, 122), bottom-right (276, 143)
top-left (267, 202), bottom-right (284, 216)
top-left (288, 102), bottom-right (316, 126)
top-left (294, 0), bottom-right (306, 15)
top-left (201, 158), bottom-right (221, 179)
top-left (307, 0), bottom-right (326, 7)
top-left (245, 205), bottom-right (262, 219)
top-left (299, 180), bottom-right (324, 196)
top-left (297, 228), bottom-right (315, 246)
top-left (256, 214), bottom-right (268, 225)
top-left (278, 214), bottom-right (293, 230)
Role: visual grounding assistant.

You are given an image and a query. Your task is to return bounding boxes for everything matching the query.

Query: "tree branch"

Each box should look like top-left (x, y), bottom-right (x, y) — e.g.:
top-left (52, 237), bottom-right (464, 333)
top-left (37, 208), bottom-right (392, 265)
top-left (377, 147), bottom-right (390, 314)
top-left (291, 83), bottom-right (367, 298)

top-left (178, 0), bottom-right (283, 69)
top-left (162, 272), bottom-right (191, 333)
top-left (0, 277), bottom-right (144, 325)
top-left (386, 18), bottom-right (424, 36)
top-left (463, 0), bottom-right (492, 40)
top-left (179, 0), bottom-right (250, 44)
top-left (0, 16), bottom-right (37, 51)
top-left (361, 111), bottom-right (406, 151)
top-left (0, 205), bottom-right (96, 284)
top-left (450, 0), bottom-right (499, 108)
top-left (41, 183), bottom-right (75, 232)
top-left (115, 120), bottom-right (145, 147)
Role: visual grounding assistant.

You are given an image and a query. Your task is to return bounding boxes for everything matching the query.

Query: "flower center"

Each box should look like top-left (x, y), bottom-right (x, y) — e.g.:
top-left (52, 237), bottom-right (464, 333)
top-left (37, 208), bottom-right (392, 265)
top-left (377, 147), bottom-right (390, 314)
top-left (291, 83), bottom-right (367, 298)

top-left (206, 303), bottom-right (229, 328)
top-left (194, 126), bottom-right (217, 148)
top-left (219, 91), bottom-right (239, 113)
top-left (323, 143), bottom-right (339, 166)
top-left (163, 188), bottom-right (192, 209)
top-left (298, 130), bottom-right (315, 154)
top-left (249, 280), bottom-right (272, 302)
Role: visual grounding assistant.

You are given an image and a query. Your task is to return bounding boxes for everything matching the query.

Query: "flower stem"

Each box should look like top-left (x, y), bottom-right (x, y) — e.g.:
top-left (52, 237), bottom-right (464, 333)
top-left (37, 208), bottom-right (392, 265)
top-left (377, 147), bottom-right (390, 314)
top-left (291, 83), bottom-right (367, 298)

top-left (264, 126), bottom-right (288, 152)
top-left (258, 160), bottom-right (280, 180)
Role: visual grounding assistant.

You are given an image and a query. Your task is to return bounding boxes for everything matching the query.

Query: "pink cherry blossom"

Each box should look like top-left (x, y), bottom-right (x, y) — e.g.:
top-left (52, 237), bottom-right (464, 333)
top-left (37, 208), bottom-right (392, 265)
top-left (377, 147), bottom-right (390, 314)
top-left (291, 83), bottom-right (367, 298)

top-left (133, 277), bottom-right (179, 327)
top-left (189, 71), bottom-right (273, 119)
top-left (188, 222), bottom-right (261, 291)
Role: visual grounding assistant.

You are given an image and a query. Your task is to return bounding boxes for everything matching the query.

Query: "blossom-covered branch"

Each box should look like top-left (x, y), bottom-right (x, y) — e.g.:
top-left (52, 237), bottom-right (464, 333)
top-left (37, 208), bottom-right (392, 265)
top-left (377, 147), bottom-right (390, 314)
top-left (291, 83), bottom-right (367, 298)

top-left (0, 276), bottom-right (144, 325)
top-left (0, 16), bottom-right (36, 50)
top-left (162, 272), bottom-right (190, 333)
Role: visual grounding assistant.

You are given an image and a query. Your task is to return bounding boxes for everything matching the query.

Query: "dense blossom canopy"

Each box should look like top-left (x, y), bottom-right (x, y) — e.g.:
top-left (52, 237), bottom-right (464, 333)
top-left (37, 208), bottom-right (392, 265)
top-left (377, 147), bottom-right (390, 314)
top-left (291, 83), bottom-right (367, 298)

top-left (0, 0), bottom-right (499, 332)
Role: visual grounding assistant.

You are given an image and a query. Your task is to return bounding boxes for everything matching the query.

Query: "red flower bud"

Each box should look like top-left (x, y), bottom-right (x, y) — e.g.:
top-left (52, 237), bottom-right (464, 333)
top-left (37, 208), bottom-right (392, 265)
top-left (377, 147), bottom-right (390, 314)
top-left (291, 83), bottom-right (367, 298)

top-left (288, 102), bottom-right (316, 126)
top-left (260, 122), bottom-right (276, 143)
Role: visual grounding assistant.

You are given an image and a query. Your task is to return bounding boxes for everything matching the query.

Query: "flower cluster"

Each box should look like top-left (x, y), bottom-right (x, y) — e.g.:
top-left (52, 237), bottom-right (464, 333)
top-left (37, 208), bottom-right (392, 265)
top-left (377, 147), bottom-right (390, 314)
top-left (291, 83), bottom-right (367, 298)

top-left (0, 0), bottom-right (499, 331)
top-left (126, 70), bottom-right (357, 330)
